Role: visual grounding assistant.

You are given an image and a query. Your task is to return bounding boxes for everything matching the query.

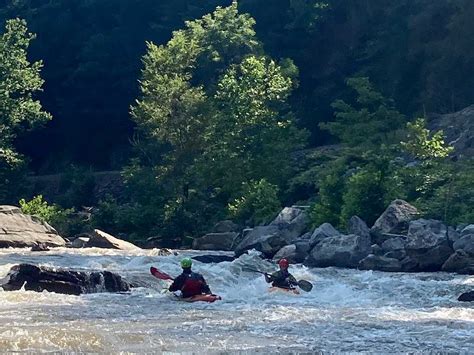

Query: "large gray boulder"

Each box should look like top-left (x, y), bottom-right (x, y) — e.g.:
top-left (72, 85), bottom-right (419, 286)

top-left (411, 244), bottom-right (454, 271)
top-left (85, 229), bottom-right (141, 251)
top-left (442, 250), bottom-right (474, 274)
top-left (234, 207), bottom-right (310, 257)
top-left (403, 219), bottom-right (453, 271)
top-left (348, 216), bottom-right (370, 238)
top-left (461, 224), bottom-right (474, 236)
top-left (371, 200), bottom-right (419, 243)
top-left (309, 223), bottom-right (340, 247)
top-left (270, 206), bottom-right (310, 237)
top-left (429, 105), bottom-right (474, 158)
top-left (0, 264), bottom-right (130, 295)
top-left (304, 234), bottom-right (371, 268)
top-left (234, 225), bottom-right (291, 257)
top-left (273, 241), bottom-right (311, 263)
top-left (212, 220), bottom-right (240, 233)
top-left (359, 255), bottom-right (402, 272)
top-left (405, 219), bottom-right (449, 250)
top-left (0, 205), bottom-right (66, 248)
top-left (192, 232), bottom-right (239, 251)
top-left (453, 234), bottom-right (474, 255)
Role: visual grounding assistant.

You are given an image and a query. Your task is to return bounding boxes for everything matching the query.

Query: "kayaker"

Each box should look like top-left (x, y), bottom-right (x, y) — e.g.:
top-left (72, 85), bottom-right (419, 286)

top-left (265, 258), bottom-right (298, 289)
top-left (169, 258), bottom-right (213, 298)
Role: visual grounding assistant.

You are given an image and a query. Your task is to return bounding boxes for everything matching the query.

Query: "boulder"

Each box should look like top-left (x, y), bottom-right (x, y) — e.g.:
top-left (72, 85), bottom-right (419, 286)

top-left (234, 225), bottom-right (290, 257)
top-left (69, 236), bottom-right (90, 248)
top-left (234, 207), bottom-right (310, 257)
top-left (371, 200), bottom-right (419, 243)
top-left (400, 256), bottom-right (418, 272)
top-left (381, 237), bottom-right (406, 252)
top-left (0, 264), bottom-right (130, 295)
top-left (447, 226), bottom-right (461, 245)
top-left (309, 223), bottom-right (340, 247)
top-left (85, 229), bottom-right (141, 251)
top-left (348, 216), bottom-right (370, 238)
top-left (428, 105), bottom-right (474, 158)
top-left (402, 245), bottom-right (453, 272)
top-left (461, 224), bottom-right (474, 236)
top-left (371, 244), bottom-right (384, 256)
top-left (442, 250), bottom-right (474, 274)
top-left (31, 243), bottom-right (50, 252)
top-left (384, 250), bottom-right (407, 260)
top-left (359, 255), bottom-right (402, 272)
top-left (412, 244), bottom-right (454, 271)
top-left (192, 232), bottom-right (239, 251)
top-left (458, 291), bottom-right (474, 302)
top-left (453, 234), bottom-right (474, 255)
top-left (212, 220), bottom-right (240, 233)
top-left (192, 255), bottom-right (235, 263)
top-left (405, 219), bottom-right (449, 250)
top-left (304, 234), bottom-right (371, 268)
top-left (270, 206), bottom-right (310, 237)
top-left (273, 241), bottom-right (311, 263)
top-left (0, 205), bottom-right (66, 248)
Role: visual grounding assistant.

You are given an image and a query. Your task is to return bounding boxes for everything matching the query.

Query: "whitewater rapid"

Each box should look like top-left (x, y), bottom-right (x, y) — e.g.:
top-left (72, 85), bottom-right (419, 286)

top-left (0, 247), bottom-right (473, 353)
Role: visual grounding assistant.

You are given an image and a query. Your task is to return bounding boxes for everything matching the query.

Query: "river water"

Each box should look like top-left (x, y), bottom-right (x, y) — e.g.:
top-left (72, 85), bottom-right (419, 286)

top-left (0, 247), bottom-right (473, 353)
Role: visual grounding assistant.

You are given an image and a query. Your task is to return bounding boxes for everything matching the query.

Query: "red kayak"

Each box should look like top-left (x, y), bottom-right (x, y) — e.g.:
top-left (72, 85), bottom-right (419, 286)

top-left (268, 286), bottom-right (300, 295)
top-left (179, 294), bottom-right (222, 303)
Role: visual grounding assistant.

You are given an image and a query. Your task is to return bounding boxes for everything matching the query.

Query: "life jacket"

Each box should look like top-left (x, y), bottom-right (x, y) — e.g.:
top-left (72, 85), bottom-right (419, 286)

top-left (181, 272), bottom-right (204, 297)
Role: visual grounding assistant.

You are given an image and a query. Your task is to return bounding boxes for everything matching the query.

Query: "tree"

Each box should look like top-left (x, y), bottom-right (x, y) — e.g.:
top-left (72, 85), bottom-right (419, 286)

top-left (128, 3), bottom-right (307, 241)
top-left (321, 77), bottom-right (406, 149)
top-left (0, 19), bottom-right (51, 201)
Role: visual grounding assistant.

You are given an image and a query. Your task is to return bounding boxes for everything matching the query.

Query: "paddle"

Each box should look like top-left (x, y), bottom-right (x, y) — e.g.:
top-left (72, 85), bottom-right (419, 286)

top-left (150, 266), bottom-right (174, 281)
top-left (243, 267), bottom-right (313, 292)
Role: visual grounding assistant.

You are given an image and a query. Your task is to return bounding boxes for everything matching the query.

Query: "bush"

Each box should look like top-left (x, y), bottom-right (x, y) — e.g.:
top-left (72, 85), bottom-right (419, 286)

top-left (228, 179), bottom-right (281, 226)
top-left (309, 160), bottom-right (346, 227)
top-left (340, 168), bottom-right (387, 227)
top-left (19, 195), bottom-right (78, 236)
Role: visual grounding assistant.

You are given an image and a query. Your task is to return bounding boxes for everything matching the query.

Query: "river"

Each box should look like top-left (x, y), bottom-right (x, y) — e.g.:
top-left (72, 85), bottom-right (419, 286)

top-left (0, 247), bottom-right (473, 353)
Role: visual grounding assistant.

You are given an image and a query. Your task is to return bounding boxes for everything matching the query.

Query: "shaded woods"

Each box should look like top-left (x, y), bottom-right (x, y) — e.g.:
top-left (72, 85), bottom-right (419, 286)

top-left (0, 0), bottom-right (473, 245)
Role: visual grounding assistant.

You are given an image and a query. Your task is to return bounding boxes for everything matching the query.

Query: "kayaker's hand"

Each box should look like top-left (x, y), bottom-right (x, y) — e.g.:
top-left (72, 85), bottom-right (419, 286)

top-left (264, 274), bottom-right (272, 283)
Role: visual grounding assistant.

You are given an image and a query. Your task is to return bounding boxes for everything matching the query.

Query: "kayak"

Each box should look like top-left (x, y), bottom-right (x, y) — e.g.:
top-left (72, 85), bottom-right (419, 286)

top-left (178, 294), bottom-right (222, 303)
top-left (268, 287), bottom-right (300, 295)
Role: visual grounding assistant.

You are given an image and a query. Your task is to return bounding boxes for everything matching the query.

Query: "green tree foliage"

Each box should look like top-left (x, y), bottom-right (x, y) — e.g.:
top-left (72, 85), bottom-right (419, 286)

top-left (0, 19), bottom-right (50, 202)
top-left (401, 118), bottom-right (453, 160)
top-left (321, 77), bottom-right (405, 149)
top-left (19, 195), bottom-right (79, 236)
top-left (127, 3), bottom-right (306, 241)
top-left (340, 167), bottom-right (387, 226)
top-left (309, 159), bottom-right (346, 227)
top-left (228, 179), bottom-right (281, 226)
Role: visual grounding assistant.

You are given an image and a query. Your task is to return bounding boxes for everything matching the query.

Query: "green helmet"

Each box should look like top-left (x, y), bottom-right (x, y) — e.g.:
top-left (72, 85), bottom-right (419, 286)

top-left (180, 258), bottom-right (192, 268)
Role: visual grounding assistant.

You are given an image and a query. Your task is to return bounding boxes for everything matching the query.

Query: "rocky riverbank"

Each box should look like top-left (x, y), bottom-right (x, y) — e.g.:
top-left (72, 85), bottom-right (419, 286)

top-left (1, 201), bottom-right (473, 300)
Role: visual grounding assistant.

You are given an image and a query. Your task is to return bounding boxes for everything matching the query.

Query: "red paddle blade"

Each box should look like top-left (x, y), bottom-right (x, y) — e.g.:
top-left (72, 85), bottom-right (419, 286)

top-left (150, 266), bottom-right (174, 281)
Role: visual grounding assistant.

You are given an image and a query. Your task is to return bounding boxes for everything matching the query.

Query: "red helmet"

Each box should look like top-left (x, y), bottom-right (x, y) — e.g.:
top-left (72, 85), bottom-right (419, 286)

top-left (278, 258), bottom-right (289, 268)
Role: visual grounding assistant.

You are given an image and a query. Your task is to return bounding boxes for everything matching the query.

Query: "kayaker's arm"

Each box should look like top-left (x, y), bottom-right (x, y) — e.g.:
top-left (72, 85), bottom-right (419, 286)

top-left (287, 274), bottom-right (298, 287)
top-left (200, 275), bottom-right (212, 295)
top-left (169, 274), bottom-right (185, 292)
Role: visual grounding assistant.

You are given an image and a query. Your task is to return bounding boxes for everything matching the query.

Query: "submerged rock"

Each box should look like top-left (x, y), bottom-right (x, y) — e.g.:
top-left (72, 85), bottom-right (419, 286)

top-left (0, 264), bottom-right (130, 295)
top-left (458, 291), bottom-right (474, 302)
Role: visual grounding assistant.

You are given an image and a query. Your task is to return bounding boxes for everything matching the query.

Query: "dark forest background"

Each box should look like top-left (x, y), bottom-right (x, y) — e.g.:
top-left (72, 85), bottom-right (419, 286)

top-left (1, 0), bottom-right (473, 245)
